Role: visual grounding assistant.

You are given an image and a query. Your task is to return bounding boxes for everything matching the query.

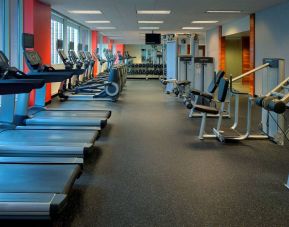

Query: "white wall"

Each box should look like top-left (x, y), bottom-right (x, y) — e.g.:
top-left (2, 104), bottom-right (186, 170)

top-left (206, 27), bottom-right (219, 71)
top-left (255, 1), bottom-right (289, 94)
top-left (222, 16), bottom-right (250, 37)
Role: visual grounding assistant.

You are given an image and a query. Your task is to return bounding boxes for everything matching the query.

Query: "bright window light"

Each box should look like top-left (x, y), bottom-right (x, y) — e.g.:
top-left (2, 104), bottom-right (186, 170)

top-left (192, 21), bottom-right (218, 24)
top-left (138, 21), bottom-right (164, 24)
top-left (68, 10), bottom-right (102, 14)
top-left (182, 27), bottom-right (204, 30)
top-left (86, 21), bottom-right (111, 23)
top-left (137, 10), bottom-right (171, 15)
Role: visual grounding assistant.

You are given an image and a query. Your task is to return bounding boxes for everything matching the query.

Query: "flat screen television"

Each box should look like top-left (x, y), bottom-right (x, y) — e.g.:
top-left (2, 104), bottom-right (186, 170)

top-left (145, 33), bottom-right (161, 45)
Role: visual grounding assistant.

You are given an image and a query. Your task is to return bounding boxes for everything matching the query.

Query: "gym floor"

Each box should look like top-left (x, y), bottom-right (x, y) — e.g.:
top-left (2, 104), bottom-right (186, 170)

top-left (4, 80), bottom-right (289, 227)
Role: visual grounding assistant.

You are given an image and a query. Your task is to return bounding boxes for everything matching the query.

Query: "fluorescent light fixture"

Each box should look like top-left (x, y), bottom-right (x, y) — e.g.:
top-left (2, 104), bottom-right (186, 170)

top-left (192, 20), bottom-right (218, 24)
top-left (96, 27), bottom-right (116, 29)
top-left (137, 10), bottom-right (171, 15)
top-left (68, 10), bottom-right (102, 14)
top-left (138, 21), bottom-right (164, 24)
top-left (139, 27), bottom-right (160, 30)
top-left (182, 27), bottom-right (204, 30)
top-left (206, 10), bottom-right (241, 13)
top-left (86, 20), bottom-right (111, 24)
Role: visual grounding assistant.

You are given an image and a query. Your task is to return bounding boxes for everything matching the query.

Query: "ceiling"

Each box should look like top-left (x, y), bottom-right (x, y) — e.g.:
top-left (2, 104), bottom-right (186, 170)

top-left (41, 0), bottom-right (288, 44)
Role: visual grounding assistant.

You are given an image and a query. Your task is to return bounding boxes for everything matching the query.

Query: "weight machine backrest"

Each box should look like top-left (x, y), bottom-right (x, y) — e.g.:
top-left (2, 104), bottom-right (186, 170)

top-left (217, 77), bottom-right (229, 102)
top-left (207, 71), bottom-right (225, 93)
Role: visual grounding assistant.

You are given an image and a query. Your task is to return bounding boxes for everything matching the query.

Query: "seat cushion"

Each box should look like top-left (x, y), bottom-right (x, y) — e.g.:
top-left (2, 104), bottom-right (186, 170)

top-left (201, 92), bottom-right (214, 100)
top-left (194, 105), bottom-right (219, 115)
top-left (176, 80), bottom-right (191, 86)
top-left (190, 88), bottom-right (201, 96)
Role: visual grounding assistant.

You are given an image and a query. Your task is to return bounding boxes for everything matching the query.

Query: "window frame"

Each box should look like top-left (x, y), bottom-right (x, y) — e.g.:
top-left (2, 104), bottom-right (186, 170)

top-left (50, 11), bottom-right (91, 60)
top-left (51, 13), bottom-right (64, 64)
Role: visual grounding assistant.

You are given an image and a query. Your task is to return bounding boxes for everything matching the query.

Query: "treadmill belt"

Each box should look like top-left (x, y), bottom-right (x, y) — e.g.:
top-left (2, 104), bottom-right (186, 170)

top-left (0, 129), bottom-right (98, 144)
top-left (0, 164), bottom-right (81, 194)
top-left (32, 110), bottom-right (111, 119)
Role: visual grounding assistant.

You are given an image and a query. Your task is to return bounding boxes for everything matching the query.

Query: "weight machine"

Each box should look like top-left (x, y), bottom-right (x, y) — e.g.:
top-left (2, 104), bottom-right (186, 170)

top-left (162, 34), bottom-right (199, 96)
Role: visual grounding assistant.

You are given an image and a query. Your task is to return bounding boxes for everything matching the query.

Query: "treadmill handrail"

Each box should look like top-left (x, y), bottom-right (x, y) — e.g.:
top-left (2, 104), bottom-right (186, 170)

top-left (0, 79), bottom-right (45, 95)
top-left (27, 71), bottom-right (75, 83)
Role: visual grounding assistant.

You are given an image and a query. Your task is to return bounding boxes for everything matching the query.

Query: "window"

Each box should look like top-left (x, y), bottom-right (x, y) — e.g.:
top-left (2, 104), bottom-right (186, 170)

top-left (67, 23), bottom-right (79, 52)
top-left (80, 28), bottom-right (89, 50)
top-left (51, 14), bottom-right (63, 64)
top-left (9, 0), bottom-right (22, 68)
top-left (0, 0), bottom-right (4, 51)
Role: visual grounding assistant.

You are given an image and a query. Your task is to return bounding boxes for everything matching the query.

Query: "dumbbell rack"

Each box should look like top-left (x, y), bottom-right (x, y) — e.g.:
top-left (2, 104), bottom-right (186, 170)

top-left (127, 63), bottom-right (166, 80)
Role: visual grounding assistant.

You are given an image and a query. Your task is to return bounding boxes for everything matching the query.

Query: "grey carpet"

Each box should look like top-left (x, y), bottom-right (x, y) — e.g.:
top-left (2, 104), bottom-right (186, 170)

top-left (3, 80), bottom-right (289, 227)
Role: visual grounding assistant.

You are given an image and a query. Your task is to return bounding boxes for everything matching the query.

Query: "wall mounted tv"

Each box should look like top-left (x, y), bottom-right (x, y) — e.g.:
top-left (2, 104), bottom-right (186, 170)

top-left (145, 33), bottom-right (161, 45)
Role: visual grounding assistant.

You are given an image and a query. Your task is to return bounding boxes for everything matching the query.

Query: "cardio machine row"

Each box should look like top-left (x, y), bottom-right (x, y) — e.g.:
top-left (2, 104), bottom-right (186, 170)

top-left (0, 33), bottom-right (128, 220)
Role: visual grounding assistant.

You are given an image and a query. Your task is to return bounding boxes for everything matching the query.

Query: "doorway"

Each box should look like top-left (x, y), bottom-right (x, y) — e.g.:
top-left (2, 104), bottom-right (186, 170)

top-left (224, 32), bottom-right (250, 93)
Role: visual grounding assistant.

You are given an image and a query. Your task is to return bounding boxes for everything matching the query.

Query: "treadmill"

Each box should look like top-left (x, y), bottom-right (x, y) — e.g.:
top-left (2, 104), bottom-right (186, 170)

top-left (0, 78), bottom-right (83, 164)
top-left (0, 65), bottom-right (99, 158)
top-left (19, 34), bottom-right (111, 129)
top-left (0, 164), bottom-right (81, 219)
top-left (0, 80), bottom-right (82, 220)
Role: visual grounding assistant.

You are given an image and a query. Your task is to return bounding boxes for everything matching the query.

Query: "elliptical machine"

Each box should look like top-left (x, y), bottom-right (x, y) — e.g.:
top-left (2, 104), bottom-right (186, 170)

top-left (57, 42), bottom-right (121, 101)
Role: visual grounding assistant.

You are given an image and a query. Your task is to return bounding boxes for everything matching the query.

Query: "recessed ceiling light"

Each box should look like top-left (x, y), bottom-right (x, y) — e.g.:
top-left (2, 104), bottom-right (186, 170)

top-left (182, 27), bottom-right (204, 30)
top-left (192, 21), bottom-right (218, 24)
top-left (86, 20), bottom-right (111, 24)
top-left (139, 27), bottom-right (160, 30)
top-left (138, 21), bottom-right (164, 24)
top-left (68, 10), bottom-right (102, 14)
top-left (137, 10), bottom-right (171, 15)
top-left (206, 10), bottom-right (241, 13)
top-left (96, 27), bottom-right (116, 29)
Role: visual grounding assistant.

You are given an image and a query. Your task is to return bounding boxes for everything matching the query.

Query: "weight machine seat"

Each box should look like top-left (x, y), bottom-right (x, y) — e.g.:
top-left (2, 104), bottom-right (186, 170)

top-left (190, 71), bottom-right (225, 100)
top-left (201, 92), bottom-right (214, 101)
top-left (176, 80), bottom-right (191, 86)
top-left (190, 89), bottom-right (214, 100)
top-left (194, 105), bottom-right (219, 115)
top-left (193, 78), bottom-right (229, 115)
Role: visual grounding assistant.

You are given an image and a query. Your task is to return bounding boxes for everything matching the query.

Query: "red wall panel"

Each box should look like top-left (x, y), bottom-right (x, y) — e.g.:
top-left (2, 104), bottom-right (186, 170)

top-left (218, 26), bottom-right (226, 71)
top-left (249, 14), bottom-right (256, 95)
top-left (34, 0), bottom-right (51, 102)
top-left (23, 0), bottom-right (35, 105)
top-left (115, 44), bottom-right (124, 63)
top-left (23, 0), bottom-right (51, 105)
top-left (115, 44), bottom-right (124, 55)
top-left (91, 30), bottom-right (99, 76)
top-left (103, 36), bottom-right (108, 44)
top-left (109, 39), bottom-right (113, 50)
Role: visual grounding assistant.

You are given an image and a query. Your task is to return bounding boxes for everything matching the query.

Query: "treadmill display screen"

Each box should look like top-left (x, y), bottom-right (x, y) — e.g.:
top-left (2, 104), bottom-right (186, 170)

top-left (57, 40), bottom-right (63, 50)
top-left (69, 42), bottom-right (74, 51)
top-left (25, 51), bottom-right (41, 66)
top-left (78, 44), bottom-right (83, 51)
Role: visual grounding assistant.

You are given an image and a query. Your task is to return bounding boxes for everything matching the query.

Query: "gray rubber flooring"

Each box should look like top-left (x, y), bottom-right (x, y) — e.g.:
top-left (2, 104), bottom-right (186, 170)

top-left (3, 80), bottom-right (289, 226)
